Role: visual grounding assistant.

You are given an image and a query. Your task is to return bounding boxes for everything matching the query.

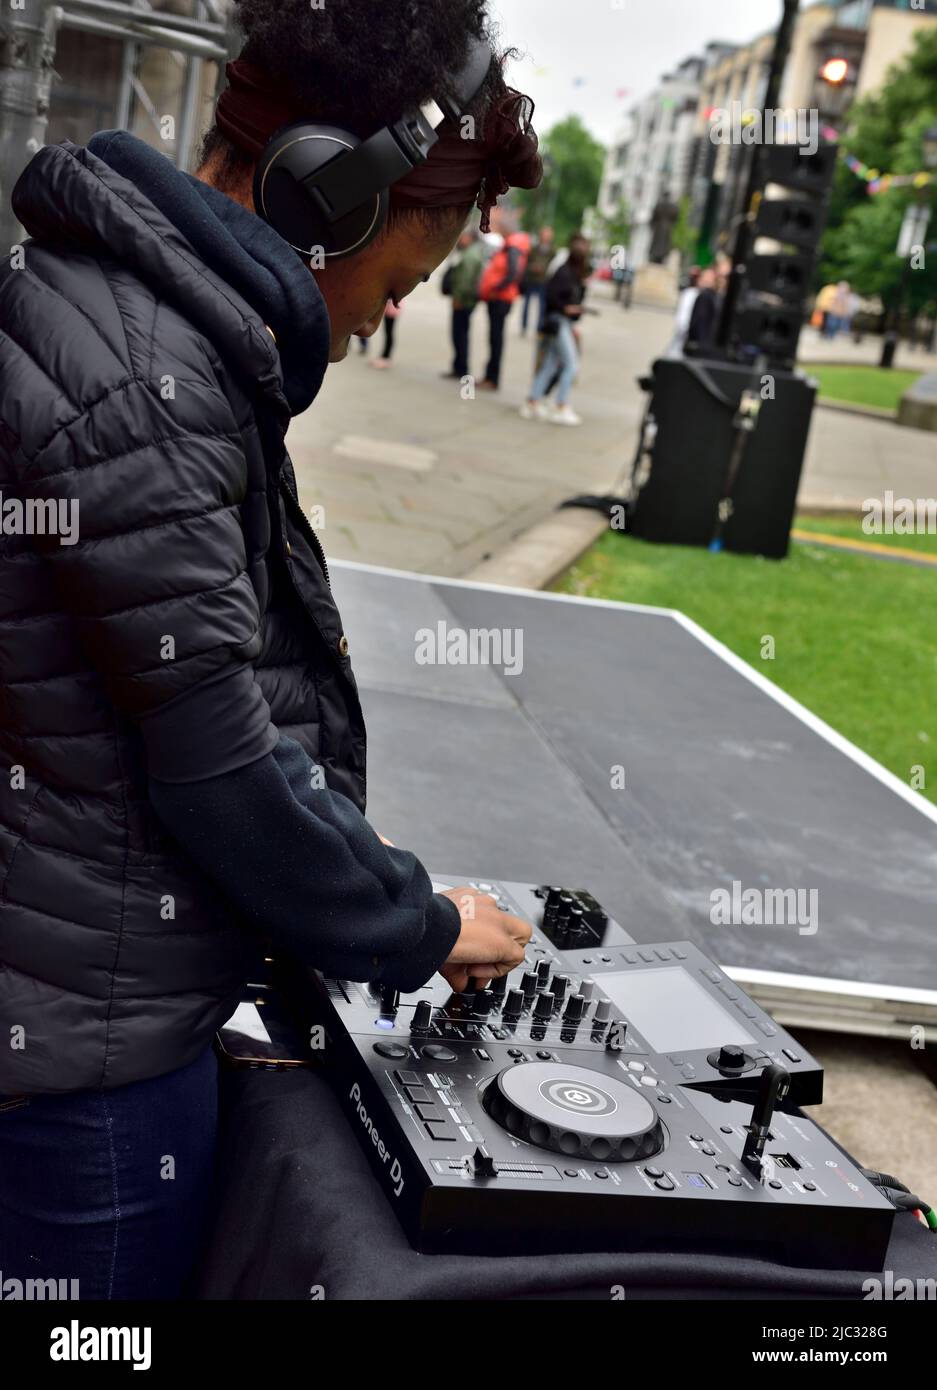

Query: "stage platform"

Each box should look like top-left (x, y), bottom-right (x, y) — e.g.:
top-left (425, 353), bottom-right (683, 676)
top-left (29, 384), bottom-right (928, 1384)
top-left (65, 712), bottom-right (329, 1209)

top-left (329, 560), bottom-right (937, 1038)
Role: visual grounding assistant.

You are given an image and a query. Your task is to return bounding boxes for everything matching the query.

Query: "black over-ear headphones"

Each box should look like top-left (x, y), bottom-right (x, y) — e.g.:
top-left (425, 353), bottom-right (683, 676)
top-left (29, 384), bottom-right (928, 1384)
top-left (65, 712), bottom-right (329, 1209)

top-left (253, 37), bottom-right (493, 260)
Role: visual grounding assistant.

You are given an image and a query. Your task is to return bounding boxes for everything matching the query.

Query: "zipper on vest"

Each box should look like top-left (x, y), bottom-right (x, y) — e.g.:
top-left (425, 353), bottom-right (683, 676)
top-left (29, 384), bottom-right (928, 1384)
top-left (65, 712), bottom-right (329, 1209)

top-left (280, 470), bottom-right (330, 588)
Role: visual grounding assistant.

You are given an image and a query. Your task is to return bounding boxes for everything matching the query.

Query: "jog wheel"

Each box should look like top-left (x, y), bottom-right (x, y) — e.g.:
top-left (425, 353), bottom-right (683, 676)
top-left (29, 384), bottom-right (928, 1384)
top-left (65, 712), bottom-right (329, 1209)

top-left (482, 1062), bottom-right (665, 1163)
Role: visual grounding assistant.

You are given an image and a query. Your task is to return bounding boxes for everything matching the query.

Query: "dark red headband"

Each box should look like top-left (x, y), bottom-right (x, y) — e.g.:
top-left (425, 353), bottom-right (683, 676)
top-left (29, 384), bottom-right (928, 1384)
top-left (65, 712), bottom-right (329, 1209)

top-left (215, 59), bottom-right (541, 232)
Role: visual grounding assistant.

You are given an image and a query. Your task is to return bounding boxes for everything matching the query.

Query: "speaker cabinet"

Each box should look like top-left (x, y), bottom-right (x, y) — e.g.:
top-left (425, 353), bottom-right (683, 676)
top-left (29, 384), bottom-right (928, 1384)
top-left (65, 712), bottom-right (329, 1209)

top-left (629, 358), bottom-right (816, 559)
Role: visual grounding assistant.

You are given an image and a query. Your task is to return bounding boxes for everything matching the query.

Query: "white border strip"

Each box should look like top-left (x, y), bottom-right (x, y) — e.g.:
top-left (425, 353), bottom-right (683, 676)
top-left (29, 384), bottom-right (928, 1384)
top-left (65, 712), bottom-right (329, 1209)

top-left (331, 558), bottom-right (937, 829)
top-left (725, 964), bottom-right (937, 1008)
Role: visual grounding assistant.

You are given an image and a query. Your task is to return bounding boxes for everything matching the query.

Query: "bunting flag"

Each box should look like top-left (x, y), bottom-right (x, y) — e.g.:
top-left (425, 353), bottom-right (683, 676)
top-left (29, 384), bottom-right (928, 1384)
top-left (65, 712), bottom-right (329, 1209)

top-left (843, 150), bottom-right (933, 193)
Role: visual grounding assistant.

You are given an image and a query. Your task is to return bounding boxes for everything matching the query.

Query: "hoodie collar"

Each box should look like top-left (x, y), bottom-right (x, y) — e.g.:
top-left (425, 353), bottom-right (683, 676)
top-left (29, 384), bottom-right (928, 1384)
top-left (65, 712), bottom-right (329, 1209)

top-left (13, 133), bottom-right (331, 419)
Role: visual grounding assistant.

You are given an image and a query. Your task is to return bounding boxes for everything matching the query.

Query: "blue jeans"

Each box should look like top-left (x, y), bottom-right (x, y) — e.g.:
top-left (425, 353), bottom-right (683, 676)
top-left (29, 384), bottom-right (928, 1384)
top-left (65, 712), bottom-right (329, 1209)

top-left (0, 1045), bottom-right (219, 1300)
top-left (531, 319), bottom-right (579, 405)
top-left (521, 283), bottom-right (546, 333)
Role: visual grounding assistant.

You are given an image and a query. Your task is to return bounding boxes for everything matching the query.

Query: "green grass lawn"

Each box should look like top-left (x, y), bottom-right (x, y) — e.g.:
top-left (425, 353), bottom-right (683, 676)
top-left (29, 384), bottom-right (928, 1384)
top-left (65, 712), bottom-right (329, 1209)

top-left (801, 364), bottom-right (921, 414)
top-left (555, 529), bottom-right (937, 804)
top-left (795, 512), bottom-right (937, 557)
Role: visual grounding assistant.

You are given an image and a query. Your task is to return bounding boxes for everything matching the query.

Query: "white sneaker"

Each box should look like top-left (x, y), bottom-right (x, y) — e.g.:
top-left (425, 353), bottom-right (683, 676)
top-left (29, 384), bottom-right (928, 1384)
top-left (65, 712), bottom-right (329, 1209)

top-left (519, 400), bottom-right (548, 420)
top-left (550, 405), bottom-right (582, 426)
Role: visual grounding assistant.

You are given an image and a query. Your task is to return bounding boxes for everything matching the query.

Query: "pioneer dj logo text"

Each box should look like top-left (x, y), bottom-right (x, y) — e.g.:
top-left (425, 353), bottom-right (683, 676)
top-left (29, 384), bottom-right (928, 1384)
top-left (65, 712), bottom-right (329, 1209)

top-left (350, 1082), bottom-right (405, 1197)
top-left (709, 881), bottom-right (819, 936)
top-left (414, 621), bottom-right (523, 676)
top-left (49, 1321), bottom-right (151, 1371)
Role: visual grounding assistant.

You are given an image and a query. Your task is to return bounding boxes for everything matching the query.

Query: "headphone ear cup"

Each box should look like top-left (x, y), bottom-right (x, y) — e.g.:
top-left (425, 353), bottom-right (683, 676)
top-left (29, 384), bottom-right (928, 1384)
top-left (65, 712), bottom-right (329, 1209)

top-left (253, 123), bottom-right (388, 260)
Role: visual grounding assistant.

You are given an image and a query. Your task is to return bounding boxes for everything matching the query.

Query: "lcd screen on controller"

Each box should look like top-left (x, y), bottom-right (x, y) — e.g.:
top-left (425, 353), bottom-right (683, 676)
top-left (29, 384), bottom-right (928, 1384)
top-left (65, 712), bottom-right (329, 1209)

top-left (599, 967), bottom-right (757, 1053)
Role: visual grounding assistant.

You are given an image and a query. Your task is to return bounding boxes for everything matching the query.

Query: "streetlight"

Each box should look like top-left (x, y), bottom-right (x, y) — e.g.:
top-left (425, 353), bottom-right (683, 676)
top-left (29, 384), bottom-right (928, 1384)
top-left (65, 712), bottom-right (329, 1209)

top-left (819, 57), bottom-right (849, 86)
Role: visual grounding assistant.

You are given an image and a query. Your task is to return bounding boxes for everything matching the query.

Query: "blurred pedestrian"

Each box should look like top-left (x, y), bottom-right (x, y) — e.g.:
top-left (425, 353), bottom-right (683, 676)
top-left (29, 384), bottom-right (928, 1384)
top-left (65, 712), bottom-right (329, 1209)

top-left (519, 225), bottom-right (555, 334)
top-left (824, 280), bottom-right (851, 340)
top-left (369, 298), bottom-right (400, 370)
top-left (442, 227), bottom-right (484, 379)
top-left (666, 264), bottom-right (701, 356)
top-left (685, 265), bottom-right (721, 353)
top-left (520, 236), bottom-right (590, 426)
top-left (478, 207), bottom-right (530, 390)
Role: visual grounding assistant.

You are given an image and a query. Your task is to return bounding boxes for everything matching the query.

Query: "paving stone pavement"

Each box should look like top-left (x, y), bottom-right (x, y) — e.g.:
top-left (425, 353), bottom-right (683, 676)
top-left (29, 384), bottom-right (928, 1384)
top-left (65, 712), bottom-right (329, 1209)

top-left (285, 279), bottom-right (937, 577)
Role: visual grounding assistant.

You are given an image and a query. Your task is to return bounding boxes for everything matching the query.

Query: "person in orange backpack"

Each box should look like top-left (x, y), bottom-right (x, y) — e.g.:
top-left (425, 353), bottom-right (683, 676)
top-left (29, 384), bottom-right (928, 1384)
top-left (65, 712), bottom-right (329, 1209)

top-left (478, 207), bottom-right (530, 389)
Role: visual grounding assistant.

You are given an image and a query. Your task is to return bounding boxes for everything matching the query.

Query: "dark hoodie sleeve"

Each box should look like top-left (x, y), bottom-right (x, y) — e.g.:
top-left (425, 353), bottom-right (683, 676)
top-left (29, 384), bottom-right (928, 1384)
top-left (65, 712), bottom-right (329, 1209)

top-left (149, 731), bottom-right (462, 991)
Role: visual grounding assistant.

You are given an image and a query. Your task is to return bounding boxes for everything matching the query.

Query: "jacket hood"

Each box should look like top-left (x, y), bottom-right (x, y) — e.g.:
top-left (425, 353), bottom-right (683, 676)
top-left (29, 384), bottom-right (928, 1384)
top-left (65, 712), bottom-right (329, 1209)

top-left (12, 139), bottom-right (330, 422)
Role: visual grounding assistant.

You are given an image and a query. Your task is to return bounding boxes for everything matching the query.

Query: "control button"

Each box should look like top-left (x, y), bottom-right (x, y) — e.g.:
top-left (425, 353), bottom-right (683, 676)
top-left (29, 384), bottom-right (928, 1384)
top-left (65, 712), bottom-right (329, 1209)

top-left (654, 948), bottom-right (670, 961)
top-left (424, 1121), bottom-right (454, 1141)
top-left (769, 1180), bottom-right (782, 1190)
top-left (668, 1055), bottom-right (686, 1066)
top-left (564, 1168), bottom-right (580, 1178)
top-left (700, 1144), bottom-right (715, 1156)
top-left (490, 1028), bottom-right (507, 1041)
top-left (579, 981), bottom-right (595, 1001)
top-left (782, 1048), bottom-right (802, 1063)
top-left (690, 1133), bottom-right (705, 1143)
top-left (654, 1177), bottom-right (675, 1191)
top-left (415, 1104), bottom-right (439, 1121)
top-left (581, 958), bottom-right (593, 965)
top-left (507, 1048), bottom-right (524, 1059)
top-left (720, 1126), bottom-right (733, 1135)
top-left (715, 1163), bottom-right (731, 1172)
top-left (536, 1049), bottom-right (553, 1060)
top-left (657, 1094), bottom-right (672, 1103)
top-left (474, 1048), bottom-right (491, 1061)
top-left (422, 1044), bottom-right (457, 1062)
top-left (640, 1075), bottom-right (658, 1087)
top-left (644, 1166), bottom-right (665, 1179)
top-left (466, 1125), bottom-right (484, 1143)
top-left (536, 960), bottom-right (551, 986)
top-left (600, 955), bottom-right (612, 963)
top-left (728, 1177), bottom-right (743, 1187)
top-left (757, 1023), bottom-right (778, 1037)
top-left (703, 969), bottom-right (720, 983)
top-left (594, 1169), bottom-right (609, 1180)
top-left (740, 1006), bottom-right (757, 1019)
top-left (405, 1086), bottom-right (432, 1105)
top-left (623, 952), bottom-right (639, 964)
top-left (593, 999), bottom-right (611, 1023)
top-left (681, 1066), bottom-right (697, 1079)
top-left (395, 1070), bottom-right (420, 1086)
top-left (717, 1044), bottom-right (746, 1070)
top-left (476, 883), bottom-right (494, 893)
top-left (672, 948), bottom-right (688, 960)
top-left (638, 950), bottom-right (655, 963)
top-left (373, 1042), bottom-right (408, 1059)
top-left (628, 1060), bottom-right (646, 1072)
top-left (803, 1181), bottom-right (817, 1192)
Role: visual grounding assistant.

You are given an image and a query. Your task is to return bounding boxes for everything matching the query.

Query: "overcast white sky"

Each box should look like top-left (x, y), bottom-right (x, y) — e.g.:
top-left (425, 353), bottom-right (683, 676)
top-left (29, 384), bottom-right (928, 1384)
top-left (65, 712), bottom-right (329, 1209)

top-left (489, 0), bottom-right (789, 144)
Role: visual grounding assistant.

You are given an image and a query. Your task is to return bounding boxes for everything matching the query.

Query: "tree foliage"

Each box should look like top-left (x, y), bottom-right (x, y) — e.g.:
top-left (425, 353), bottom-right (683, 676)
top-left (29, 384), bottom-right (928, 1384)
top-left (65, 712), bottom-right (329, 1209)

top-left (818, 26), bottom-right (937, 312)
top-left (516, 115), bottom-right (605, 246)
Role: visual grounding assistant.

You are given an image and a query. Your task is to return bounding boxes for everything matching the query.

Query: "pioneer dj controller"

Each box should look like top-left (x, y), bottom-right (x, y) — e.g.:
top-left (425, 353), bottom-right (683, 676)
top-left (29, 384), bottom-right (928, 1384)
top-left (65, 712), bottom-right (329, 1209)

top-left (287, 880), bottom-right (894, 1270)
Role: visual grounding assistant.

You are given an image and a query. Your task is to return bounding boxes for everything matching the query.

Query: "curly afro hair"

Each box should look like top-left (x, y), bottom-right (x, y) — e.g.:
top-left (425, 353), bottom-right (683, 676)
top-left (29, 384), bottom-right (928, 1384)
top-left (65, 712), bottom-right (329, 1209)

top-left (199, 0), bottom-right (509, 218)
